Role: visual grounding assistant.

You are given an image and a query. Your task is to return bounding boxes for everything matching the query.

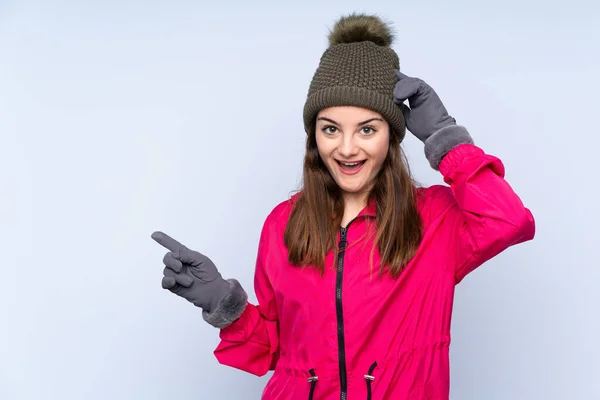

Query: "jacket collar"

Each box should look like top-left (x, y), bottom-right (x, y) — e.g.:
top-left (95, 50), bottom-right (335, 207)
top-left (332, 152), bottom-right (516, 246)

top-left (291, 191), bottom-right (377, 219)
top-left (336, 197), bottom-right (377, 220)
top-left (358, 197), bottom-right (377, 218)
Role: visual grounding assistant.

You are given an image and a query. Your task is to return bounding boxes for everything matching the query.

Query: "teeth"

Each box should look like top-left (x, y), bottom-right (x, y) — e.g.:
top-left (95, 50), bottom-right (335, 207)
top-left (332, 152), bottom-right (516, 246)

top-left (342, 162), bottom-right (359, 166)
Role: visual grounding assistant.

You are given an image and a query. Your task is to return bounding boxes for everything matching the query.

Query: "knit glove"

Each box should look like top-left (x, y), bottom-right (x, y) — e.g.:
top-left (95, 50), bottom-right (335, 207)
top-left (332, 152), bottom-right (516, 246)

top-left (393, 71), bottom-right (473, 169)
top-left (151, 231), bottom-right (247, 328)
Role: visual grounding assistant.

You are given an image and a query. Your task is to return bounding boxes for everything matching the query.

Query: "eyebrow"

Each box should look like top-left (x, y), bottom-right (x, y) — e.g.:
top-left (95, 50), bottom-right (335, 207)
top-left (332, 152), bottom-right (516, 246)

top-left (316, 117), bottom-right (384, 125)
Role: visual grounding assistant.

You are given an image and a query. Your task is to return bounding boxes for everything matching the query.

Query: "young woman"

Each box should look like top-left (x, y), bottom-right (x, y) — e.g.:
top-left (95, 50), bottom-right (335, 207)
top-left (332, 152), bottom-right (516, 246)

top-left (151, 13), bottom-right (535, 400)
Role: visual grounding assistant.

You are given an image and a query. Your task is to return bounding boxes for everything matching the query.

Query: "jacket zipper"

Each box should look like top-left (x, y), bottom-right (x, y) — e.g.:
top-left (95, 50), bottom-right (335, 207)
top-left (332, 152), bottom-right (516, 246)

top-left (337, 225), bottom-right (349, 400)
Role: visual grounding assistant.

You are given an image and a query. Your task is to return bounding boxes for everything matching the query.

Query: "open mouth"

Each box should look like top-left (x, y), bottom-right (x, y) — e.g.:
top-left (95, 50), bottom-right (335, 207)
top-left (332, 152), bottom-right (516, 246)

top-left (336, 160), bottom-right (366, 172)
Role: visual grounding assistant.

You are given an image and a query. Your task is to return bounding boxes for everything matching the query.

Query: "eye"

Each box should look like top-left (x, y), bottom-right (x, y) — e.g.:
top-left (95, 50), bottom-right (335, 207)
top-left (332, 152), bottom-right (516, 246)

top-left (321, 125), bottom-right (338, 134)
top-left (360, 126), bottom-right (377, 135)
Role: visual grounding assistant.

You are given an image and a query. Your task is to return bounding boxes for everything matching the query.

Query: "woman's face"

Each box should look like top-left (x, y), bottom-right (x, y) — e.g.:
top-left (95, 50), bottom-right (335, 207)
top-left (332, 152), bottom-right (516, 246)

top-left (315, 106), bottom-right (390, 199)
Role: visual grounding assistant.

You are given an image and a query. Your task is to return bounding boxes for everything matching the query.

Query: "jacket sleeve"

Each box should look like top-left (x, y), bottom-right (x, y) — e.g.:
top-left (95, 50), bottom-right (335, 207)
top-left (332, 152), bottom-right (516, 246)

top-left (212, 215), bottom-right (280, 376)
top-left (437, 143), bottom-right (536, 284)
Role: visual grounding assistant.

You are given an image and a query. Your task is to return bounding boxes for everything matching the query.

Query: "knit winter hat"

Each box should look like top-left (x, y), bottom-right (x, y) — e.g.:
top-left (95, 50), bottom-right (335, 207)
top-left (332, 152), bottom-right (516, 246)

top-left (303, 13), bottom-right (406, 140)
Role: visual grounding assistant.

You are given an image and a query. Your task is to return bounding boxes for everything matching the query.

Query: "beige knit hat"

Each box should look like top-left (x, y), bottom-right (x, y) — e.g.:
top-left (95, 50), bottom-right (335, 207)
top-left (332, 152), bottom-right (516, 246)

top-left (303, 13), bottom-right (406, 140)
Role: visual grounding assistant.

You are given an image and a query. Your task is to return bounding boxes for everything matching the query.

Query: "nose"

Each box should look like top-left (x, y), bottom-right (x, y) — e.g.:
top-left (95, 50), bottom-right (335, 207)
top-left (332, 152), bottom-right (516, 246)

top-left (338, 132), bottom-right (359, 158)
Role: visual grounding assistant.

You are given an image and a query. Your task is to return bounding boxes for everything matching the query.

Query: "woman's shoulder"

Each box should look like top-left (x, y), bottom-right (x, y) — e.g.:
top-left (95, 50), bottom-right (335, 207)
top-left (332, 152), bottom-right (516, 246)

top-left (415, 184), bottom-right (454, 204)
top-left (415, 184), bottom-right (457, 225)
top-left (261, 191), bottom-right (301, 229)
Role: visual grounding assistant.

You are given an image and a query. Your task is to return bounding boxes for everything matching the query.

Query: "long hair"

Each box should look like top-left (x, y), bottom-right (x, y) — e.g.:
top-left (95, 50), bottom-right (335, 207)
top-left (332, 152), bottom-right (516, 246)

top-left (284, 124), bottom-right (422, 278)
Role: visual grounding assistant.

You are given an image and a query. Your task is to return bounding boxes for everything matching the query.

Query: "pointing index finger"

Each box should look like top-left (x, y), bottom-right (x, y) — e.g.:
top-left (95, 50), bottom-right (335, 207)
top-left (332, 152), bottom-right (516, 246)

top-left (151, 231), bottom-right (184, 253)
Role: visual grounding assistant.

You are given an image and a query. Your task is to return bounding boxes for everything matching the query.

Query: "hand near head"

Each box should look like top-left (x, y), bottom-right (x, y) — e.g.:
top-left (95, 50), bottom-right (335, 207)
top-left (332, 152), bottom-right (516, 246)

top-left (393, 71), bottom-right (473, 169)
top-left (151, 231), bottom-right (248, 328)
top-left (392, 71), bottom-right (457, 143)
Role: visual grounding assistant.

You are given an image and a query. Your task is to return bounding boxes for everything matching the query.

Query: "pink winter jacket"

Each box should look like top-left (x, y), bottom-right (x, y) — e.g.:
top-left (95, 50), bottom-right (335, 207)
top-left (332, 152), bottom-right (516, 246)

top-left (213, 144), bottom-right (535, 399)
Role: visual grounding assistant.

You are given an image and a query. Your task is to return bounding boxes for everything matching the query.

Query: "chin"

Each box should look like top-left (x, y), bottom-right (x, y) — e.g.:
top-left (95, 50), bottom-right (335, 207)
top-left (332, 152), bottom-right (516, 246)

top-left (337, 184), bottom-right (366, 194)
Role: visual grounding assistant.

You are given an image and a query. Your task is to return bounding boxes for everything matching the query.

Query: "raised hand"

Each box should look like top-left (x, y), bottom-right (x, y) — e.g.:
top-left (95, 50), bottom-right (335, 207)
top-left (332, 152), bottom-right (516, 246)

top-left (393, 71), bottom-right (456, 142)
top-left (393, 71), bottom-right (473, 169)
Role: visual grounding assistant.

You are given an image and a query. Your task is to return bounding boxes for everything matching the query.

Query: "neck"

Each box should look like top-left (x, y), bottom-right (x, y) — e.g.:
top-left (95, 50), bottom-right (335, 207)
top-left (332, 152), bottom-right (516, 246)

top-left (341, 191), bottom-right (369, 227)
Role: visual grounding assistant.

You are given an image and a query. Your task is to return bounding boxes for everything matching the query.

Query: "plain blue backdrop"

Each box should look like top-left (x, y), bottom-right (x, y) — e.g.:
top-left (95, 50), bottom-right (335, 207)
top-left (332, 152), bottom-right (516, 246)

top-left (1, 1), bottom-right (598, 399)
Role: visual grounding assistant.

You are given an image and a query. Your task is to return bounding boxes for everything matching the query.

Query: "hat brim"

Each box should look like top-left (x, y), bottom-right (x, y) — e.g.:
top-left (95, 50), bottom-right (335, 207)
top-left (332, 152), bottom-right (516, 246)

top-left (303, 86), bottom-right (406, 141)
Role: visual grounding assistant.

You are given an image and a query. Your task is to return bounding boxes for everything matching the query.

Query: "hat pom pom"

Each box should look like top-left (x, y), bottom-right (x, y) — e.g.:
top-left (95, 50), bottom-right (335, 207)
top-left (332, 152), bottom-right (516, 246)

top-left (328, 13), bottom-right (394, 47)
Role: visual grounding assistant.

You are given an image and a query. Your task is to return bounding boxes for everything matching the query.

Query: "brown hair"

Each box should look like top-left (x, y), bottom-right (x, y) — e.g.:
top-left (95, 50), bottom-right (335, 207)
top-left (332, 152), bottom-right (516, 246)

top-left (284, 124), bottom-right (422, 278)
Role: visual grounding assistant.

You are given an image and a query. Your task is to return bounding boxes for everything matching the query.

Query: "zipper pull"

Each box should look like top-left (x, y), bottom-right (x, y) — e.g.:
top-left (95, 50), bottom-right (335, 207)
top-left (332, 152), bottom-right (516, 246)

top-left (339, 227), bottom-right (347, 250)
